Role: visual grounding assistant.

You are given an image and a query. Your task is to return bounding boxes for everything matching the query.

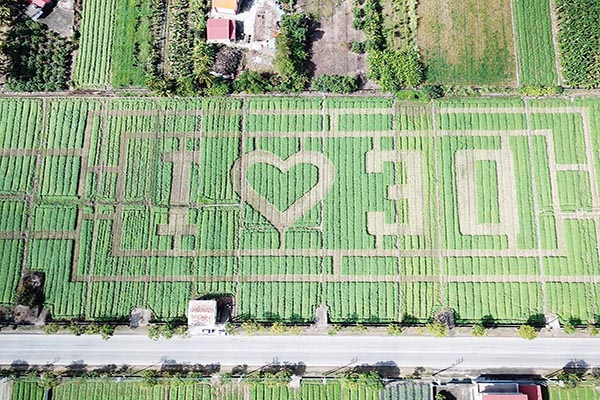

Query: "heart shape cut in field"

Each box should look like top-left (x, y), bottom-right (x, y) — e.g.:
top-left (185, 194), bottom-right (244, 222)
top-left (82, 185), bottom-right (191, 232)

top-left (231, 150), bottom-right (335, 232)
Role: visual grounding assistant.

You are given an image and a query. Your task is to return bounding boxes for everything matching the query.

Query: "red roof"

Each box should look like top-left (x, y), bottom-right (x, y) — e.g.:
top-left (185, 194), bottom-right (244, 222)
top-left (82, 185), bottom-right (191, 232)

top-left (482, 395), bottom-right (527, 400)
top-left (207, 19), bottom-right (235, 41)
top-left (29, 0), bottom-right (50, 7)
top-left (519, 385), bottom-right (542, 400)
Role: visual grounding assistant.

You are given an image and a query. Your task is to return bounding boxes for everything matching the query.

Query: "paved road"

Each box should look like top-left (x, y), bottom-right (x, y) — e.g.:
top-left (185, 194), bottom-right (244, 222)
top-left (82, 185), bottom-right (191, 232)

top-left (0, 334), bottom-right (598, 372)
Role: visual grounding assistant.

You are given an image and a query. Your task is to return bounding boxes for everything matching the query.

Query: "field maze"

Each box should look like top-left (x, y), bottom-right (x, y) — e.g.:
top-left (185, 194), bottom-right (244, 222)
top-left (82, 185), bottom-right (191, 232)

top-left (1, 96), bottom-right (600, 324)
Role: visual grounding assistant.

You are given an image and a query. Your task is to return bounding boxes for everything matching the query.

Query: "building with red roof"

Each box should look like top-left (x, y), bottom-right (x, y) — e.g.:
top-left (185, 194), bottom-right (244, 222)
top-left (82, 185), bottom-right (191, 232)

top-left (207, 18), bottom-right (236, 43)
top-left (479, 383), bottom-right (543, 400)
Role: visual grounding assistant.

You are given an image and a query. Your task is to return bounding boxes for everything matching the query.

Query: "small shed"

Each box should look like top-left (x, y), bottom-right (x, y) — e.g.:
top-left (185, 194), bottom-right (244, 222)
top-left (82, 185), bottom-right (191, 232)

top-left (212, 0), bottom-right (239, 15)
top-left (207, 18), bottom-right (236, 43)
top-left (187, 300), bottom-right (217, 335)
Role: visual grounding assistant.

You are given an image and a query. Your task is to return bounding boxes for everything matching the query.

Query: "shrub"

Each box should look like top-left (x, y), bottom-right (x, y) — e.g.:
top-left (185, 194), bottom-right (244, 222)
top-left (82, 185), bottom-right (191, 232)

top-left (288, 326), bottom-right (303, 335)
top-left (312, 74), bottom-right (359, 93)
top-left (351, 323), bottom-right (367, 333)
top-left (368, 50), bottom-right (423, 92)
top-left (351, 41), bottom-right (365, 54)
top-left (100, 324), bottom-right (115, 340)
top-left (241, 321), bottom-right (262, 335)
top-left (43, 323), bottom-right (60, 334)
top-left (328, 325), bottom-right (341, 335)
top-left (233, 71), bottom-right (274, 94)
top-left (67, 322), bottom-right (85, 336)
top-left (85, 324), bottom-right (101, 335)
top-left (271, 322), bottom-right (286, 334)
top-left (141, 370), bottom-right (161, 387)
top-left (203, 78), bottom-right (231, 96)
top-left (563, 320), bottom-right (577, 334)
top-left (423, 84), bottom-right (444, 99)
top-left (387, 324), bottom-right (402, 336)
top-left (471, 324), bottom-right (487, 337)
top-left (340, 372), bottom-right (383, 390)
top-left (588, 324), bottom-right (599, 336)
top-left (517, 325), bottom-right (538, 340)
top-left (519, 85), bottom-right (563, 96)
top-left (426, 322), bottom-right (449, 337)
top-left (225, 322), bottom-right (238, 335)
top-left (148, 325), bottom-right (161, 341)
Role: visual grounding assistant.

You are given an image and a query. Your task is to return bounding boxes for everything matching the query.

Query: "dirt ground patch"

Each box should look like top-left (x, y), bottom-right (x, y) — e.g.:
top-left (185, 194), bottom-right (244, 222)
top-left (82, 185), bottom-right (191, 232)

top-left (39, 1), bottom-right (75, 38)
top-left (417, 0), bottom-right (516, 85)
top-left (297, 0), bottom-right (366, 77)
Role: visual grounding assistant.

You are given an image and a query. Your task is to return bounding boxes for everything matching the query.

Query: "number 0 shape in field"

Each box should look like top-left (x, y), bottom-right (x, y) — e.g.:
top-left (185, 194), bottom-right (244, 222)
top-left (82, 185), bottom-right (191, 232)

top-left (231, 150), bottom-right (335, 234)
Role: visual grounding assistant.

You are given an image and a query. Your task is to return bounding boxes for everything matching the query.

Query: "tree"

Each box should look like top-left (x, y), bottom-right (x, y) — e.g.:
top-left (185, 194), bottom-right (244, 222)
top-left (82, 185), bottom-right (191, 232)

top-left (273, 13), bottom-right (311, 92)
top-left (517, 325), bottom-right (538, 340)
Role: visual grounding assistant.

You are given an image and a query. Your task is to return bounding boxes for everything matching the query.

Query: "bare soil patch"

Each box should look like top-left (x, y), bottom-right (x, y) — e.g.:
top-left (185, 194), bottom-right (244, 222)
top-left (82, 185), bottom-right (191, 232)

top-left (297, 0), bottom-right (366, 77)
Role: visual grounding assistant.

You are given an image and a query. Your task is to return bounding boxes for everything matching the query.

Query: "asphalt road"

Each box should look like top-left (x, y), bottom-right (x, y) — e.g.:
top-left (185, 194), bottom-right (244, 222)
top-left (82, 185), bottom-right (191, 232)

top-left (0, 334), bottom-right (598, 372)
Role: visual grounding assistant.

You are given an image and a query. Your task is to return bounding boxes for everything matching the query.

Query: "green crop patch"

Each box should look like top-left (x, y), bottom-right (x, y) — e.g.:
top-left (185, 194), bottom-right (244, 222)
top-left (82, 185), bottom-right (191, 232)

top-left (1, 97), bottom-right (600, 324)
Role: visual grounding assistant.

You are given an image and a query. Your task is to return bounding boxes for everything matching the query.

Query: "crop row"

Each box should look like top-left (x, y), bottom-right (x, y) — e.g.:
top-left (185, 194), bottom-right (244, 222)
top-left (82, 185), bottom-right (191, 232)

top-left (72, 0), bottom-right (118, 87)
top-left (0, 99), bottom-right (41, 149)
top-left (512, 0), bottom-right (558, 85)
top-left (446, 282), bottom-right (542, 322)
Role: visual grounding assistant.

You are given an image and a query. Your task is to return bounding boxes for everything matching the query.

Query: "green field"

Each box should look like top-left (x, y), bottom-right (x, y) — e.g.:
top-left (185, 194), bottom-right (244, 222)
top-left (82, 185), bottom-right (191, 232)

top-left (549, 384), bottom-right (600, 400)
top-left (1, 96), bottom-right (600, 324)
top-left (72, 0), bottom-right (153, 88)
top-left (416, 0), bottom-right (516, 85)
top-left (9, 380), bottom-right (424, 400)
top-left (512, 0), bottom-right (559, 85)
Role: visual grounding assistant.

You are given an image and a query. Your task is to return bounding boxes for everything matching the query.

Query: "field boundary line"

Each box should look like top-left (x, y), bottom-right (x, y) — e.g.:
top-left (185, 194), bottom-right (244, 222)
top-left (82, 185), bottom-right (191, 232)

top-left (392, 96), bottom-right (404, 322)
top-left (71, 273), bottom-right (600, 283)
top-left (430, 100), bottom-right (445, 309)
top-left (509, 0), bottom-right (521, 86)
top-left (548, 0), bottom-right (563, 85)
top-left (233, 98), bottom-right (248, 318)
top-left (525, 98), bottom-right (548, 315)
top-left (84, 98), bottom-right (111, 319)
top-left (20, 98), bottom-right (48, 275)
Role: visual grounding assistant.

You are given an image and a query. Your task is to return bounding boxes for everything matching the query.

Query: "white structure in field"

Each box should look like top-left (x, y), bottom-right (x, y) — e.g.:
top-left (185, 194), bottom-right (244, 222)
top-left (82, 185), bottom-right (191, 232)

top-left (188, 300), bottom-right (217, 335)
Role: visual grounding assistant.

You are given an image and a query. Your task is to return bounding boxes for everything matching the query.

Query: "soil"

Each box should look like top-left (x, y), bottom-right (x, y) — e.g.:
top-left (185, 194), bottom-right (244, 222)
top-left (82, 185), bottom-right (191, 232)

top-left (297, 0), bottom-right (366, 77)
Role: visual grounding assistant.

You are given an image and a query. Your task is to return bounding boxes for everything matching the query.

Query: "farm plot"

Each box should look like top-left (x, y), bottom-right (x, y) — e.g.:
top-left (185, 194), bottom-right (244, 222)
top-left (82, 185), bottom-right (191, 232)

top-left (1, 96), bottom-right (600, 324)
top-left (416, 0), bottom-right (516, 85)
top-left (73, 0), bottom-right (154, 88)
top-left (512, 0), bottom-right (559, 85)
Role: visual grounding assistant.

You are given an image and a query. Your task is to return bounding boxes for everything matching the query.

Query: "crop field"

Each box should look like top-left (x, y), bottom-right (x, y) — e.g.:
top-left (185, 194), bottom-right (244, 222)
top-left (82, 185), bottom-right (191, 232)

top-left (416, 0), bottom-right (560, 86)
top-left (416, 0), bottom-right (516, 85)
top-left (549, 385), bottom-right (600, 400)
top-left (1, 96), bottom-right (600, 324)
top-left (512, 0), bottom-right (559, 85)
top-left (8, 380), bottom-right (417, 400)
top-left (72, 0), bottom-right (153, 88)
